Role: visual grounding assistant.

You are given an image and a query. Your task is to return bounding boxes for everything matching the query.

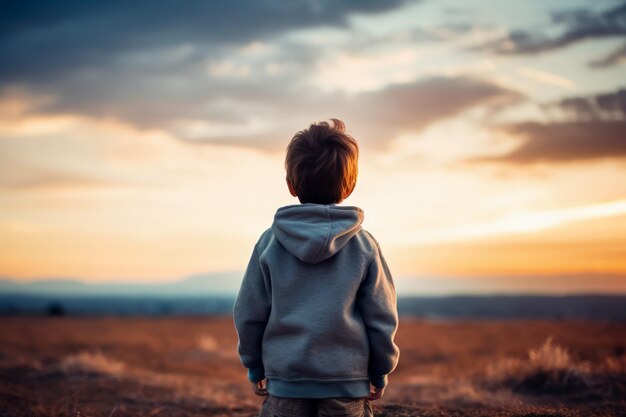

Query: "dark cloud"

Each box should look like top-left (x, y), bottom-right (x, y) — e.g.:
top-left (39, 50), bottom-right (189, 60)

top-left (475, 3), bottom-right (626, 55)
top-left (590, 42), bottom-right (626, 67)
top-left (353, 76), bottom-right (521, 138)
top-left (0, 0), bottom-right (407, 82)
top-left (470, 89), bottom-right (626, 165)
top-left (560, 88), bottom-right (626, 120)
top-left (486, 120), bottom-right (626, 163)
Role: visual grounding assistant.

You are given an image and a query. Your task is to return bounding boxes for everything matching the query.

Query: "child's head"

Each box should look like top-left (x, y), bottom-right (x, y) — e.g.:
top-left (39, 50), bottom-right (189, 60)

top-left (285, 118), bottom-right (359, 204)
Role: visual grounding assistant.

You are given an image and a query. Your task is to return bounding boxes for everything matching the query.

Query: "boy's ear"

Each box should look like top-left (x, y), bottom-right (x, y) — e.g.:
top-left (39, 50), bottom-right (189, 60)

top-left (286, 177), bottom-right (298, 197)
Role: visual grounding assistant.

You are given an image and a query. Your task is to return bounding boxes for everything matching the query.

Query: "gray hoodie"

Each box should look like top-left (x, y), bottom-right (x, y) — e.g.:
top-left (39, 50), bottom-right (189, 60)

top-left (233, 203), bottom-right (399, 398)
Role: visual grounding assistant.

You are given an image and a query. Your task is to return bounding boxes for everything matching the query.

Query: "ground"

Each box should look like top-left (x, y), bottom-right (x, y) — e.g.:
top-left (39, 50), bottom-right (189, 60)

top-left (0, 316), bottom-right (624, 416)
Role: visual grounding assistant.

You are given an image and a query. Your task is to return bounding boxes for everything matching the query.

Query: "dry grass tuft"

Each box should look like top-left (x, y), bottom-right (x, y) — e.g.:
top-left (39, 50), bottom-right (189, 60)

top-left (61, 351), bottom-right (126, 376)
top-left (485, 337), bottom-right (595, 395)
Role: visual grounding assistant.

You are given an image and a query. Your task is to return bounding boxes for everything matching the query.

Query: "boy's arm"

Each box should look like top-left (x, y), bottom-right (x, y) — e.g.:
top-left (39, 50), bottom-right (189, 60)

top-left (233, 245), bottom-right (271, 383)
top-left (357, 241), bottom-right (400, 389)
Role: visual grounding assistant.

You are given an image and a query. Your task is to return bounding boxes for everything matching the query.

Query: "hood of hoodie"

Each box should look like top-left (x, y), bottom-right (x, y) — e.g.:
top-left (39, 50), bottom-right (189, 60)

top-left (271, 203), bottom-right (364, 264)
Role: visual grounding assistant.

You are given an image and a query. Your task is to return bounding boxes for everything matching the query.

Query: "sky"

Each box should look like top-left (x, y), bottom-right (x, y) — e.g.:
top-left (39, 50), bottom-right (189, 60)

top-left (1, 0), bottom-right (625, 294)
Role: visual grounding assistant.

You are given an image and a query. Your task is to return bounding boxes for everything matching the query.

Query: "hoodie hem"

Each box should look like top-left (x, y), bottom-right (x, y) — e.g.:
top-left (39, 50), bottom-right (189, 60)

top-left (266, 378), bottom-right (370, 398)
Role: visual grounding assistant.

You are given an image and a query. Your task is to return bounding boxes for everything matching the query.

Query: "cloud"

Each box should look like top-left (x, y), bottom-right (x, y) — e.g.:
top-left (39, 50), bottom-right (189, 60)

top-left (560, 88), bottom-right (626, 120)
top-left (590, 41), bottom-right (626, 67)
top-left (474, 3), bottom-right (626, 55)
top-left (0, 0), bottom-right (407, 82)
top-left (1, 39), bottom-right (324, 145)
top-left (469, 89), bottom-right (626, 165)
top-left (488, 120), bottom-right (626, 164)
top-left (351, 76), bottom-right (522, 140)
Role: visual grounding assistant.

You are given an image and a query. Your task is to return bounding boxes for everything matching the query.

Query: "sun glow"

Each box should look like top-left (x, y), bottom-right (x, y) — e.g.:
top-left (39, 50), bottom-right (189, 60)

top-left (399, 200), bottom-right (626, 245)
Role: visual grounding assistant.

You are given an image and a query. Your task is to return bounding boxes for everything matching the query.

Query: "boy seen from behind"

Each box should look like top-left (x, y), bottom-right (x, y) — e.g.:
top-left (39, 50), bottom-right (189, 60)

top-left (234, 119), bottom-right (400, 417)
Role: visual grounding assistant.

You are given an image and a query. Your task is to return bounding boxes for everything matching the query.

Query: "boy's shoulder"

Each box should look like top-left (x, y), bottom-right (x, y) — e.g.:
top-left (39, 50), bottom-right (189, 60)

top-left (256, 227), bottom-right (275, 249)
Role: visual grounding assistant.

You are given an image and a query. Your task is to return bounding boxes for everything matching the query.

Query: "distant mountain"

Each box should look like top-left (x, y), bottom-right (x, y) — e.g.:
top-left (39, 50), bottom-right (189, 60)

top-left (1, 291), bottom-right (625, 320)
top-left (0, 272), bottom-right (242, 297)
top-left (1, 275), bottom-right (626, 320)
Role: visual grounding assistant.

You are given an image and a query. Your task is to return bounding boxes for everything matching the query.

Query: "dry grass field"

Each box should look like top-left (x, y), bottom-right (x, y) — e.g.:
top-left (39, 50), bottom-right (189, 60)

top-left (0, 316), bottom-right (624, 416)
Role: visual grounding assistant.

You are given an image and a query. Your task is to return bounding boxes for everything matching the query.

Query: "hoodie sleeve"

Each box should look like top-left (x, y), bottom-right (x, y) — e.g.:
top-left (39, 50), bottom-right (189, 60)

top-left (357, 240), bottom-right (400, 388)
top-left (233, 245), bottom-right (271, 383)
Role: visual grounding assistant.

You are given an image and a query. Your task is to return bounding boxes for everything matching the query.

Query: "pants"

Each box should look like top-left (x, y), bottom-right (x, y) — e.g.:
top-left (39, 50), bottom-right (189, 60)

top-left (258, 395), bottom-right (374, 417)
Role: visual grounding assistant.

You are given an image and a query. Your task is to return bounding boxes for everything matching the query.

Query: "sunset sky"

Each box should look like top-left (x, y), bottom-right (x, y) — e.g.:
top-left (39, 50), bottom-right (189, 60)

top-left (1, 0), bottom-right (625, 294)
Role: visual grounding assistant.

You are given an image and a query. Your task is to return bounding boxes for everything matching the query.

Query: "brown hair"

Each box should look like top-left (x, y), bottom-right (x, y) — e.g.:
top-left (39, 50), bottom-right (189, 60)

top-left (285, 118), bottom-right (359, 204)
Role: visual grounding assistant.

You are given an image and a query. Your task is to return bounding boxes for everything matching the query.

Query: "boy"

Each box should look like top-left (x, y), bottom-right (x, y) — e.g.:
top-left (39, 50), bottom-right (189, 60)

top-left (233, 119), bottom-right (399, 417)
